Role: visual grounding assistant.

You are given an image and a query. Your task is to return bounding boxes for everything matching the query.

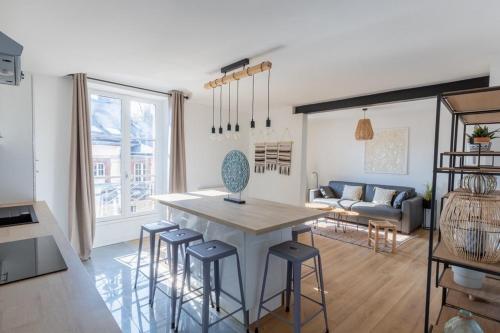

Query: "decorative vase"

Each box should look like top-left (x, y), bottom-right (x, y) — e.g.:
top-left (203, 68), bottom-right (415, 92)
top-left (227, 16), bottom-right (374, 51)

top-left (461, 174), bottom-right (497, 195)
top-left (469, 142), bottom-right (492, 152)
top-left (444, 309), bottom-right (484, 333)
top-left (439, 192), bottom-right (500, 263)
top-left (451, 266), bottom-right (485, 289)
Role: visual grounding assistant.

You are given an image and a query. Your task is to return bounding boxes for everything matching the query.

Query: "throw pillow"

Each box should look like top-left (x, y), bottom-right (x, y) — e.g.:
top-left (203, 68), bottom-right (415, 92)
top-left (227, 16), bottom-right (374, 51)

top-left (319, 186), bottom-right (335, 198)
top-left (392, 191), bottom-right (408, 209)
top-left (372, 187), bottom-right (396, 206)
top-left (341, 185), bottom-right (363, 201)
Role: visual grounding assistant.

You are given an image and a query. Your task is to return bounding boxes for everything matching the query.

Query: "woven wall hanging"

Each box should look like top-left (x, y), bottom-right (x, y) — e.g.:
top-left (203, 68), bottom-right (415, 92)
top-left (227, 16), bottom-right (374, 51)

top-left (254, 143), bottom-right (266, 173)
top-left (265, 142), bottom-right (278, 170)
top-left (278, 141), bottom-right (293, 175)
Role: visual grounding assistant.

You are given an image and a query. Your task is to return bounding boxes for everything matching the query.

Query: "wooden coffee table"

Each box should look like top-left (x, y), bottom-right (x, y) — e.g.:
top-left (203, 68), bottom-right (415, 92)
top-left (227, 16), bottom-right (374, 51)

top-left (331, 208), bottom-right (359, 232)
top-left (305, 202), bottom-right (332, 228)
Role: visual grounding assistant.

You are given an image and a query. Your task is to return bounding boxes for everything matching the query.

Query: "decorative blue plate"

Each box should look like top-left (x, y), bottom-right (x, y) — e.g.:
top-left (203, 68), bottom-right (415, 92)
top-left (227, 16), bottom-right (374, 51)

top-left (221, 150), bottom-right (250, 193)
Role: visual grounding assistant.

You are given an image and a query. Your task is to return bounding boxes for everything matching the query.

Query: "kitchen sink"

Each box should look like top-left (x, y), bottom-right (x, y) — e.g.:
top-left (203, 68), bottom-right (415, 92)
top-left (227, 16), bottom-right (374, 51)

top-left (0, 205), bottom-right (38, 228)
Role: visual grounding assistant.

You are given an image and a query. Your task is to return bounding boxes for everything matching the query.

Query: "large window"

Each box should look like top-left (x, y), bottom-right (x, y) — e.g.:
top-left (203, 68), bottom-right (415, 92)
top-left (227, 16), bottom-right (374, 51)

top-left (90, 91), bottom-right (162, 220)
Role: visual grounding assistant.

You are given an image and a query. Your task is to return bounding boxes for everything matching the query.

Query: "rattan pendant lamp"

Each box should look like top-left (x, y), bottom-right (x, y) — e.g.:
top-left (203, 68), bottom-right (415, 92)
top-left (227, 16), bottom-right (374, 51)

top-left (355, 107), bottom-right (374, 140)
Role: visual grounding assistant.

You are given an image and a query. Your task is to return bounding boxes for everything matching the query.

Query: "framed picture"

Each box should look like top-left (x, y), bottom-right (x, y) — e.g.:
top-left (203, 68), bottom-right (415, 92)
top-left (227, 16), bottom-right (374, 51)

top-left (364, 127), bottom-right (409, 175)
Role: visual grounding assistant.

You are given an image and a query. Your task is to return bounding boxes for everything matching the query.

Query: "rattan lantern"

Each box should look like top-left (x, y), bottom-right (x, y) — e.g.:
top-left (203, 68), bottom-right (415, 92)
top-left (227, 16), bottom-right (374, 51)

top-left (355, 108), bottom-right (374, 140)
top-left (440, 192), bottom-right (500, 263)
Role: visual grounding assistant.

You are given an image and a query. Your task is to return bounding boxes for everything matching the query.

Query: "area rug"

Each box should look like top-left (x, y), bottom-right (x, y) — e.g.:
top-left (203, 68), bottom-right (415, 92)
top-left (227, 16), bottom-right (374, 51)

top-left (311, 219), bottom-right (418, 251)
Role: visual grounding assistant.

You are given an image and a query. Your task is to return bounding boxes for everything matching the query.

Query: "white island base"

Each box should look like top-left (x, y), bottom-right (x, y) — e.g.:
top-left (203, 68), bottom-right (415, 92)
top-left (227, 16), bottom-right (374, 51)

top-left (172, 210), bottom-right (290, 323)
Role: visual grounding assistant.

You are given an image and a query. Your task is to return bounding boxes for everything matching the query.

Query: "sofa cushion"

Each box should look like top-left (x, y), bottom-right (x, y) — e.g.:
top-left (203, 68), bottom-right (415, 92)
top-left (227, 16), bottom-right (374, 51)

top-left (328, 181), bottom-right (366, 201)
top-left (351, 202), bottom-right (402, 222)
top-left (312, 198), bottom-right (341, 208)
top-left (319, 186), bottom-right (335, 198)
top-left (365, 184), bottom-right (415, 203)
top-left (393, 191), bottom-right (408, 209)
top-left (372, 187), bottom-right (396, 206)
top-left (341, 185), bottom-right (363, 201)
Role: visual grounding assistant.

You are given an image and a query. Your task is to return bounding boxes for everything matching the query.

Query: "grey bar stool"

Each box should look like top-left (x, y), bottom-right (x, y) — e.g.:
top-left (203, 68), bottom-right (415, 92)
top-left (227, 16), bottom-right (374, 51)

top-left (175, 240), bottom-right (249, 333)
top-left (153, 228), bottom-right (204, 329)
top-left (256, 241), bottom-right (329, 333)
top-left (292, 224), bottom-right (320, 288)
top-left (134, 220), bottom-right (179, 304)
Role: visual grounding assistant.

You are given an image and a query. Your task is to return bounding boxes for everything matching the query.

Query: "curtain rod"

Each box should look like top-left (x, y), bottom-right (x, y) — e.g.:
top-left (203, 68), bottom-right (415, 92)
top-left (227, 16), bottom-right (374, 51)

top-left (67, 74), bottom-right (188, 99)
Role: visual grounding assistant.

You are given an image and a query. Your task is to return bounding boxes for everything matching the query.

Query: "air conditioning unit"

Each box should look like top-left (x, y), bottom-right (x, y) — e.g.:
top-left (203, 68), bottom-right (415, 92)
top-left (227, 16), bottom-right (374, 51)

top-left (0, 31), bottom-right (23, 86)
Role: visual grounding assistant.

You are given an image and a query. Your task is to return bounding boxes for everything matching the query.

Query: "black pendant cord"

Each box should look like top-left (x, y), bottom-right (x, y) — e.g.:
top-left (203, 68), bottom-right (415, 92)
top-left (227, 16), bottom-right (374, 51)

top-left (235, 78), bottom-right (240, 132)
top-left (211, 88), bottom-right (215, 133)
top-left (250, 74), bottom-right (255, 128)
top-left (227, 81), bottom-right (232, 131)
top-left (266, 69), bottom-right (271, 127)
top-left (219, 86), bottom-right (223, 134)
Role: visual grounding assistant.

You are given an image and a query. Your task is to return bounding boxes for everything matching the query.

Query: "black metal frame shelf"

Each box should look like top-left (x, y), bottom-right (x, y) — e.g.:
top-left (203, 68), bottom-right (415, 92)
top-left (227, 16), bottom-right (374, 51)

top-left (424, 85), bottom-right (500, 333)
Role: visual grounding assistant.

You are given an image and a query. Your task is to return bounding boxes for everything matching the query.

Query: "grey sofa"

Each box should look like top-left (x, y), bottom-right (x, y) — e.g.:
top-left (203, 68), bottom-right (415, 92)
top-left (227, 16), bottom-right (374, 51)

top-left (309, 180), bottom-right (423, 234)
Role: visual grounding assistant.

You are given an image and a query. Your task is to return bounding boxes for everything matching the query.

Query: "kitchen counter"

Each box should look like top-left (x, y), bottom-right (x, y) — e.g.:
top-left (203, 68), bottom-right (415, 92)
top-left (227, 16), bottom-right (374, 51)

top-left (0, 201), bottom-right (121, 333)
top-left (151, 191), bottom-right (328, 323)
top-left (151, 192), bottom-right (327, 235)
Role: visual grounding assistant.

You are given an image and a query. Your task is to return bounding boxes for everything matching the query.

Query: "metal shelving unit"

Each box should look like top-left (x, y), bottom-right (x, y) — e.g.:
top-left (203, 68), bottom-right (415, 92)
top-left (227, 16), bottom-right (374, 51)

top-left (424, 86), bottom-right (500, 333)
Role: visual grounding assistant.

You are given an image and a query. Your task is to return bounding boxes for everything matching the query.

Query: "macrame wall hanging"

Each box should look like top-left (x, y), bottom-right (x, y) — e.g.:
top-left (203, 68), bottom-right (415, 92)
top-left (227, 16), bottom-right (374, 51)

top-left (254, 141), bottom-right (293, 175)
top-left (278, 141), bottom-right (293, 175)
top-left (254, 143), bottom-right (266, 173)
top-left (265, 142), bottom-right (278, 170)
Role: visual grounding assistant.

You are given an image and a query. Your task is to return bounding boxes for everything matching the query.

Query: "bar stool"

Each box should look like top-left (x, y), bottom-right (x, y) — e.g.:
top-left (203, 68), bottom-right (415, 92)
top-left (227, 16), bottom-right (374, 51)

top-left (153, 228), bottom-right (204, 329)
top-left (292, 224), bottom-right (320, 287)
top-left (256, 241), bottom-right (329, 333)
top-left (175, 240), bottom-right (249, 333)
top-left (134, 220), bottom-right (179, 304)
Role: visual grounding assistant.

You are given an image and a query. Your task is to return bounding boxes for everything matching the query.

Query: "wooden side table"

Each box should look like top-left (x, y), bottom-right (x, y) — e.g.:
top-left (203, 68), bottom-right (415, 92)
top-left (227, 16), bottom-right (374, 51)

top-left (368, 220), bottom-right (397, 253)
top-left (305, 202), bottom-right (331, 228)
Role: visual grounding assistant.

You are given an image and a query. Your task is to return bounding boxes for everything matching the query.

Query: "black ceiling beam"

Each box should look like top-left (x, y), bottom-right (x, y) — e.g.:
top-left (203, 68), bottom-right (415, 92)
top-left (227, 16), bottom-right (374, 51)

top-left (294, 76), bottom-right (490, 114)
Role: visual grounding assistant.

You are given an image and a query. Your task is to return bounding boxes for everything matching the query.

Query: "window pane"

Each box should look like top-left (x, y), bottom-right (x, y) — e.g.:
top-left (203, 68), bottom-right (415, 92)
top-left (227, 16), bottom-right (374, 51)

top-left (91, 94), bottom-right (122, 218)
top-left (130, 101), bottom-right (156, 214)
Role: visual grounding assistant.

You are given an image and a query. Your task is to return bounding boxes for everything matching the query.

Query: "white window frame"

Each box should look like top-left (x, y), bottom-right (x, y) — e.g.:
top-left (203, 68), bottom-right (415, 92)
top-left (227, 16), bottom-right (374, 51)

top-left (89, 87), bottom-right (168, 223)
top-left (94, 162), bottom-right (105, 177)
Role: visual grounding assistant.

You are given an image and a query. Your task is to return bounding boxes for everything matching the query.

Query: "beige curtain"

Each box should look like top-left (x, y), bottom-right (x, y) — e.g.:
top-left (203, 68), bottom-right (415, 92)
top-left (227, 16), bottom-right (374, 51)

top-left (169, 91), bottom-right (187, 193)
top-left (68, 73), bottom-right (96, 260)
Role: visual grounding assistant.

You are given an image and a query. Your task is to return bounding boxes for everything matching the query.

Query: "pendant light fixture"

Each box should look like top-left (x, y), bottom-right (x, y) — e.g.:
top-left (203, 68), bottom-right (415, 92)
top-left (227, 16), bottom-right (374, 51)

top-left (219, 86), bottom-right (223, 134)
top-left (355, 107), bottom-right (374, 140)
top-left (211, 88), bottom-right (216, 134)
top-left (227, 81), bottom-right (232, 132)
top-left (235, 78), bottom-right (240, 133)
top-left (250, 74), bottom-right (255, 129)
top-left (266, 69), bottom-right (271, 128)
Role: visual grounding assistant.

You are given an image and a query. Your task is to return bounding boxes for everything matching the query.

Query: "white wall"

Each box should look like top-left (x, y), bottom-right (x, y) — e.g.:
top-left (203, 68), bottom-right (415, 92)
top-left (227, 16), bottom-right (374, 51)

top-left (184, 101), bottom-right (249, 191)
top-left (246, 106), bottom-right (308, 205)
top-left (306, 99), bottom-right (437, 195)
top-left (33, 75), bottom-right (73, 234)
top-left (0, 74), bottom-right (35, 204)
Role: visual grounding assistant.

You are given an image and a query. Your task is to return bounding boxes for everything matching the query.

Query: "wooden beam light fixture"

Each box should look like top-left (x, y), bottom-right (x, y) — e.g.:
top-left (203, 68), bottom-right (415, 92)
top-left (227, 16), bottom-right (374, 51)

top-left (204, 61), bottom-right (272, 89)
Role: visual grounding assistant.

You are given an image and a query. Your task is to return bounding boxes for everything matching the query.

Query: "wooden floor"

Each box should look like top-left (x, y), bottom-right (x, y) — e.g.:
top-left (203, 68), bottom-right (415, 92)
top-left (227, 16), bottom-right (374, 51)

top-left (252, 228), bottom-right (441, 333)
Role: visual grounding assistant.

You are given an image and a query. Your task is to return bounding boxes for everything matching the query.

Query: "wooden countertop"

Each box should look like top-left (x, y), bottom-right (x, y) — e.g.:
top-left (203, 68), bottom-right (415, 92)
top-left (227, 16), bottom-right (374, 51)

top-left (0, 201), bottom-right (121, 333)
top-left (151, 191), bottom-right (328, 235)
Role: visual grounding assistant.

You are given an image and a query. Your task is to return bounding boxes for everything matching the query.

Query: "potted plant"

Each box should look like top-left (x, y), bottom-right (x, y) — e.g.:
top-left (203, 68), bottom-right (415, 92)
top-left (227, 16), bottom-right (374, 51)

top-left (467, 125), bottom-right (499, 151)
top-left (423, 183), bottom-right (432, 209)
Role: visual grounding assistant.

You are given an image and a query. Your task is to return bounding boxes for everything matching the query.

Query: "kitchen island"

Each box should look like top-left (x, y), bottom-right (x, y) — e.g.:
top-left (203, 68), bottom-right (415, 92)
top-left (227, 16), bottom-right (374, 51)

top-left (151, 191), bottom-right (327, 323)
top-left (0, 201), bottom-right (121, 333)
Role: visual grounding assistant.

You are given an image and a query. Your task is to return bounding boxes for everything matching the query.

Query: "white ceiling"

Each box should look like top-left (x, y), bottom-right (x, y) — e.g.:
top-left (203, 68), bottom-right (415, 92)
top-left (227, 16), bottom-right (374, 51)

top-left (2, 0), bottom-right (500, 109)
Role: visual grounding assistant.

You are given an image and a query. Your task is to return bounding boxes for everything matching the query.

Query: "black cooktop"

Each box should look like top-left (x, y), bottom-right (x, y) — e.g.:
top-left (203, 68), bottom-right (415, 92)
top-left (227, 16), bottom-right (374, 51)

top-left (0, 205), bottom-right (39, 228)
top-left (0, 235), bottom-right (68, 285)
